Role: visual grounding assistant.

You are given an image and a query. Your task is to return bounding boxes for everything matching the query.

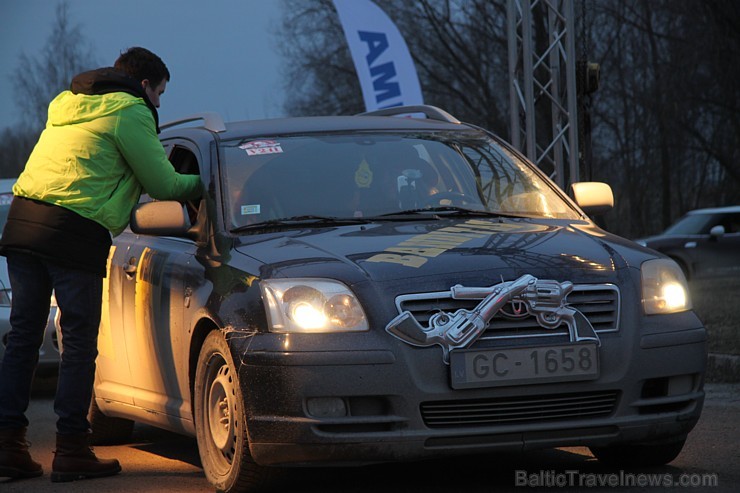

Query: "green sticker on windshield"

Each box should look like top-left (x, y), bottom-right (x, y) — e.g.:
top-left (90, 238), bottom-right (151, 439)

top-left (241, 205), bottom-right (261, 215)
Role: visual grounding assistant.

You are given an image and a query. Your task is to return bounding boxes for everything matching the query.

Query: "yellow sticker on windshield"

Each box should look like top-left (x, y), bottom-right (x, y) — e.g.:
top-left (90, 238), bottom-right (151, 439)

top-left (355, 159), bottom-right (373, 188)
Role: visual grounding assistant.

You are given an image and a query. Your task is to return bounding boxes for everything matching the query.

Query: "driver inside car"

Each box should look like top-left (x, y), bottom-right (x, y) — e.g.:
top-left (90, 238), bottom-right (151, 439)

top-left (352, 150), bottom-right (441, 217)
top-left (396, 157), bottom-right (441, 209)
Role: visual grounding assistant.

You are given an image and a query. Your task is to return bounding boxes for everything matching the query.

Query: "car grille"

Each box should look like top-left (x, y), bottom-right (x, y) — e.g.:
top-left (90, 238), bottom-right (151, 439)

top-left (421, 390), bottom-right (619, 428)
top-left (395, 283), bottom-right (620, 342)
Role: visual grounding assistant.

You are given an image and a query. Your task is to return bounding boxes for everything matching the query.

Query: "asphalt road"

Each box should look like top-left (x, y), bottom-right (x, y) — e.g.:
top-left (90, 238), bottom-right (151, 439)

top-left (2, 380), bottom-right (738, 492)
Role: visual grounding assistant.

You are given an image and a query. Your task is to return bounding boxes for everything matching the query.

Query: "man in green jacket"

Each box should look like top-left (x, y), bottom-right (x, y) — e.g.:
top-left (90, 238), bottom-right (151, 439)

top-left (0, 47), bottom-right (202, 482)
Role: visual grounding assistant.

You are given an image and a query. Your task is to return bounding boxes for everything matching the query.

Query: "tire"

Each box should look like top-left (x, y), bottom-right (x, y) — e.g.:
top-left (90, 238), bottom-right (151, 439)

top-left (88, 392), bottom-right (135, 445)
top-left (194, 330), bottom-right (278, 493)
top-left (590, 437), bottom-right (686, 467)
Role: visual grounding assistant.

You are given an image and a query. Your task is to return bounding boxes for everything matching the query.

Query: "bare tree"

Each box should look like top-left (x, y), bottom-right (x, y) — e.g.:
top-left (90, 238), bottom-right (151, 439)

top-left (0, 128), bottom-right (38, 178)
top-left (388, 0), bottom-right (510, 136)
top-left (675, 0), bottom-right (740, 199)
top-left (277, 0), bottom-right (740, 239)
top-left (586, 0), bottom-right (739, 236)
top-left (0, 1), bottom-right (98, 177)
top-left (279, 0), bottom-right (364, 116)
top-left (12, 1), bottom-right (98, 133)
top-left (277, 0), bottom-right (510, 134)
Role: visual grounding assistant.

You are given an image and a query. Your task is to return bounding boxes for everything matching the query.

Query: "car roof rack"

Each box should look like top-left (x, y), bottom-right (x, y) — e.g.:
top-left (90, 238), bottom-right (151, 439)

top-left (160, 112), bottom-right (226, 133)
top-left (358, 105), bottom-right (461, 124)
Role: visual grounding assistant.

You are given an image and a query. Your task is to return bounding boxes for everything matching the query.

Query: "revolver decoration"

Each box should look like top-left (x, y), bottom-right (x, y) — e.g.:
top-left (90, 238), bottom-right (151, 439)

top-left (385, 274), bottom-right (600, 363)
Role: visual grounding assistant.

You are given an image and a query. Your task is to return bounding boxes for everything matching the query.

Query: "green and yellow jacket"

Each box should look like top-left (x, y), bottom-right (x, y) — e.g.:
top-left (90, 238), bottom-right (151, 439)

top-left (0, 68), bottom-right (202, 275)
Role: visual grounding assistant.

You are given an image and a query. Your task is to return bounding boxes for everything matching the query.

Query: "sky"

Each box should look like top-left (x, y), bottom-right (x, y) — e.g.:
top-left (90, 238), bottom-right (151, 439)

top-left (0, 0), bottom-right (288, 130)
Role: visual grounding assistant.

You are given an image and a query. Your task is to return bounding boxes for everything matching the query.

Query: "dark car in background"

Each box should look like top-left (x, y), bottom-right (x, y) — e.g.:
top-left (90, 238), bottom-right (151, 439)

top-left (89, 106), bottom-right (707, 493)
top-left (635, 206), bottom-right (740, 280)
top-left (0, 179), bottom-right (61, 375)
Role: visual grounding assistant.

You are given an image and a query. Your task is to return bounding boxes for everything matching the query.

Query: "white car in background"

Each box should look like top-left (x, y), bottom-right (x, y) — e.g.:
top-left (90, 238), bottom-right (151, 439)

top-left (0, 178), bottom-right (61, 376)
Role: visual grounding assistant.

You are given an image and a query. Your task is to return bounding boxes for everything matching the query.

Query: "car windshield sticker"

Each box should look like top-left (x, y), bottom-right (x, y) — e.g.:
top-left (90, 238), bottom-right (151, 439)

top-left (241, 204), bottom-right (261, 215)
top-left (366, 219), bottom-right (549, 268)
top-left (354, 159), bottom-right (373, 188)
top-left (239, 140), bottom-right (283, 156)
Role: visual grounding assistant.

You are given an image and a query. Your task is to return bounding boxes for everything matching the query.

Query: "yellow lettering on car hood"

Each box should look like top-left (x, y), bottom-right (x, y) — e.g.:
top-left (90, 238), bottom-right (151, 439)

top-left (366, 219), bottom-right (548, 268)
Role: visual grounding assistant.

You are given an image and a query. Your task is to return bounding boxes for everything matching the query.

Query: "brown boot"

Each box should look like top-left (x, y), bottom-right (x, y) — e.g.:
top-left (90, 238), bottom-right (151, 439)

top-left (0, 427), bottom-right (43, 479)
top-left (51, 432), bottom-right (121, 482)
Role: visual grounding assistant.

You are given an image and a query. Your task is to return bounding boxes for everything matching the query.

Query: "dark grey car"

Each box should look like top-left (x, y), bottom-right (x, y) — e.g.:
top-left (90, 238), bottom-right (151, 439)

top-left (635, 206), bottom-right (740, 279)
top-left (89, 106), bottom-right (707, 493)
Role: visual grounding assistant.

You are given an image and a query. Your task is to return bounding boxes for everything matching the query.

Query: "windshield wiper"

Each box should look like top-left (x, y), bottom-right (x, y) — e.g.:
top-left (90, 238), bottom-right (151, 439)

top-left (232, 215), bottom-right (370, 233)
top-left (232, 209), bottom-right (531, 233)
top-left (371, 207), bottom-right (520, 219)
top-left (426, 207), bottom-right (531, 218)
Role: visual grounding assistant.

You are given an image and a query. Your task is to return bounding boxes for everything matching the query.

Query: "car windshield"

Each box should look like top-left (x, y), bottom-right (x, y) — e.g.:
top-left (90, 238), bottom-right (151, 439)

top-left (220, 130), bottom-right (580, 231)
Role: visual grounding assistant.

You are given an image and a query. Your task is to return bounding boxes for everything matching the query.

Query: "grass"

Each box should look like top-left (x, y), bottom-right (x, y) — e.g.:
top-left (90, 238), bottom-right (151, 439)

top-left (690, 278), bottom-right (740, 355)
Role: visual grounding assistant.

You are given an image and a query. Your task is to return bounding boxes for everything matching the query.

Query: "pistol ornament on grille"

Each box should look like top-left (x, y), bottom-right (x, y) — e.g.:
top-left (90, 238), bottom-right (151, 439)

top-left (385, 274), bottom-right (600, 363)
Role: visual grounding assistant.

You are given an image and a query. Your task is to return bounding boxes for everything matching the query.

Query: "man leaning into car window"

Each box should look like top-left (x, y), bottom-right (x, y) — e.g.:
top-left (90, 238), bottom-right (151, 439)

top-left (0, 47), bottom-right (202, 483)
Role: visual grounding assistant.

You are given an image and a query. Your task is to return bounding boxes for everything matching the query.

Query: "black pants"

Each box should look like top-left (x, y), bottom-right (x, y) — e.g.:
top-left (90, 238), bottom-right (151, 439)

top-left (0, 253), bottom-right (103, 434)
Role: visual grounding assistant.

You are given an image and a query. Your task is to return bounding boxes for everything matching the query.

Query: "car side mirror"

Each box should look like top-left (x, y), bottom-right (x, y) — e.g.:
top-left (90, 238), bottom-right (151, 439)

top-left (130, 201), bottom-right (192, 237)
top-left (570, 182), bottom-right (614, 215)
top-left (709, 225), bottom-right (725, 237)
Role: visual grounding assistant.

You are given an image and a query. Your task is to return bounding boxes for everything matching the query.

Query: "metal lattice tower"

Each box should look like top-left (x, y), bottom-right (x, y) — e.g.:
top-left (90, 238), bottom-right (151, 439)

top-left (507, 0), bottom-right (579, 189)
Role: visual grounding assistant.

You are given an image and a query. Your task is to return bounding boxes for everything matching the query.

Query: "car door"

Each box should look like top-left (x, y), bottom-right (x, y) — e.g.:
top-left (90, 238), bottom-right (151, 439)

top-left (95, 233), bottom-right (136, 406)
top-left (688, 212), bottom-right (740, 278)
top-left (118, 235), bottom-right (195, 419)
top-left (116, 143), bottom-right (204, 422)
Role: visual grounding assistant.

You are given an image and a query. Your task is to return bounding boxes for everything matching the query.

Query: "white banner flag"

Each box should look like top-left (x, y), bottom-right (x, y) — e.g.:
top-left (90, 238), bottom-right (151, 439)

top-left (333, 0), bottom-right (423, 111)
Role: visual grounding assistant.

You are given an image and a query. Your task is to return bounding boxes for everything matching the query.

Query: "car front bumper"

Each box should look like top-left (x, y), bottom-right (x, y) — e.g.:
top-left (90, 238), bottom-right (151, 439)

top-left (233, 319), bottom-right (707, 467)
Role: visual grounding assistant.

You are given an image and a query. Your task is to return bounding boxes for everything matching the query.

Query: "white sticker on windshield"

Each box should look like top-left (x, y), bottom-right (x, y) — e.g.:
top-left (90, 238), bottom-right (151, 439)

top-left (239, 140), bottom-right (283, 156)
top-left (241, 204), bottom-right (261, 215)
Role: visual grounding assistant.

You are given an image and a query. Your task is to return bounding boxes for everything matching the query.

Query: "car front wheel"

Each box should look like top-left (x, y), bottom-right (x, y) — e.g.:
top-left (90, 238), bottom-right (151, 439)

top-left (194, 330), bottom-right (277, 492)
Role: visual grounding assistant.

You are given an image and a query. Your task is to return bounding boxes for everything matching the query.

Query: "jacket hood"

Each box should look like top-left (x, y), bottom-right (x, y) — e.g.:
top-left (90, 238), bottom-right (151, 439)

top-left (233, 217), bottom-right (643, 288)
top-left (48, 68), bottom-right (160, 131)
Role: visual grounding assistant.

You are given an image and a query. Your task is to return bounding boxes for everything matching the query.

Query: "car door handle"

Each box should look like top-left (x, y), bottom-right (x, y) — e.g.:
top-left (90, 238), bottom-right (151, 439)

top-left (123, 257), bottom-right (137, 276)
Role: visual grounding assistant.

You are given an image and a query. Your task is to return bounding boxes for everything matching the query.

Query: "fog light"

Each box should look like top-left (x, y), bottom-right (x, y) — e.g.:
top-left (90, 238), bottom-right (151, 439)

top-left (667, 375), bottom-right (693, 396)
top-left (306, 397), bottom-right (347, 418)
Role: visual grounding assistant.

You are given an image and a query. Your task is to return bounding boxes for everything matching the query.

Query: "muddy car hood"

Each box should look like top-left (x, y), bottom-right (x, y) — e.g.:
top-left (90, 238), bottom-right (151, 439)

top-left (233, 217), bottom-right (643, 286)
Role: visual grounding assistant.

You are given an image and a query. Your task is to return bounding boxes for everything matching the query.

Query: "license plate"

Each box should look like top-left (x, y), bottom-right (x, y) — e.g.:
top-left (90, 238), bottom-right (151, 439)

top-left (450, 343), bottom-right (599, 389)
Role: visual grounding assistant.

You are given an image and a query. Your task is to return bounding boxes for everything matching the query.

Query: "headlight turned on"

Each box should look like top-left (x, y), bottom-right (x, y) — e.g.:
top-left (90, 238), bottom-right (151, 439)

top-left (641, 258), bottom-right (692, 315)
top-left (260, 278), bottom-right (369, 333)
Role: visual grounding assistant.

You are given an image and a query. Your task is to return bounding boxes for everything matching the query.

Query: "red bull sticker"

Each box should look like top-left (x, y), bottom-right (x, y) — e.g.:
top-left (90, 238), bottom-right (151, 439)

top-left (239, 140), bottom-right (283, 156)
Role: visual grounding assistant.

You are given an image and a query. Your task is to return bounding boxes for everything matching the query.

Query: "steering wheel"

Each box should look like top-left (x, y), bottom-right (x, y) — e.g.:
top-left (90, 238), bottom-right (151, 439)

top-left (422, 191), bottom-right (474, 208)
